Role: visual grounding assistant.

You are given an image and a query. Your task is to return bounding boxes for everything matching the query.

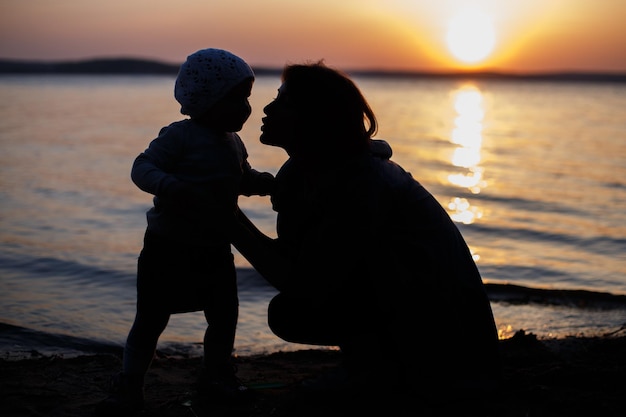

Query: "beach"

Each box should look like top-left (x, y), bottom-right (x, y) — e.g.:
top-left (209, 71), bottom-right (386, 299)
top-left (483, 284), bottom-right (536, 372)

top-left (2, 329), bottom-right (625, 417)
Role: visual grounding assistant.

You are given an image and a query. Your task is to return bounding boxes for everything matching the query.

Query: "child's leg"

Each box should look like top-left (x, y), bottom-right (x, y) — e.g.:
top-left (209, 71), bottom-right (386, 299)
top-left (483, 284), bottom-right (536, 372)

top-left (201, 282), bottom-right (238, 374)
top-left (199, 284), bottom-right (251, 401)
top-left (123, 309), bottom-right (170, 377)
top-left (192, 256), bottom-right (256, 401)
top-left (96, 309), bottom-right (169, 416)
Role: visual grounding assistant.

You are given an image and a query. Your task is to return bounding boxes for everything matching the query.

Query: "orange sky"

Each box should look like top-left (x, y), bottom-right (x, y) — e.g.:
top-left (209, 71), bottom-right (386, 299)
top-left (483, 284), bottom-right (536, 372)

top-left (1, 0), bottom-right (625, 73)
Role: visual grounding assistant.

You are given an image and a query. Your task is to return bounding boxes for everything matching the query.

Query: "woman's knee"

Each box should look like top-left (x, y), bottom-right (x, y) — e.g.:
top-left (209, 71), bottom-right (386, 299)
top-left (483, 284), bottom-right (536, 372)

top-left (268, 293), bottom-right (342, 345)
top-left (267, 294), bottom-right (291, 338)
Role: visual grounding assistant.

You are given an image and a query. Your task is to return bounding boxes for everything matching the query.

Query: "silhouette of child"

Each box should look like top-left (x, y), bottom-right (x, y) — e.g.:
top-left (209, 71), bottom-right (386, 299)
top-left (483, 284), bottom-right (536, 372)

top-left (97, 48), bottom-right (274, 416)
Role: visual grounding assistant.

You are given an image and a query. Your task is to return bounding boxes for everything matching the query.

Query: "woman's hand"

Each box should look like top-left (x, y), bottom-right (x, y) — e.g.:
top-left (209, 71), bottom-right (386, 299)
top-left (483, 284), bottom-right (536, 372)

top-left (231, 207), bottom-right (291, 291)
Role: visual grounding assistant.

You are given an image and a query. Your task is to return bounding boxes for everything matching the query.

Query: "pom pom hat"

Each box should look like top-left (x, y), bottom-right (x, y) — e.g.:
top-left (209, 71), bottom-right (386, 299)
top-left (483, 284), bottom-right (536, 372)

top-left (174, 48), bottom-right (254, 117)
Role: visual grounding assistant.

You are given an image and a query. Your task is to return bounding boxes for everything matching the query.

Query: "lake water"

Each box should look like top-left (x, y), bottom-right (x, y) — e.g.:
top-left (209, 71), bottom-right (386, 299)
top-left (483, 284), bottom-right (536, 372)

top-left (1, 74), bottom-right (625, 359)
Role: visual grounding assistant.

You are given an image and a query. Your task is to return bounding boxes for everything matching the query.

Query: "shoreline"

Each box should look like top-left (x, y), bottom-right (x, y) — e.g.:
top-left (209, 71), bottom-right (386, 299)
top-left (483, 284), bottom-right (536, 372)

top-left (2, 286), bottom-right (626, 360)
top-left (2, 330), bottom-right (625, 416)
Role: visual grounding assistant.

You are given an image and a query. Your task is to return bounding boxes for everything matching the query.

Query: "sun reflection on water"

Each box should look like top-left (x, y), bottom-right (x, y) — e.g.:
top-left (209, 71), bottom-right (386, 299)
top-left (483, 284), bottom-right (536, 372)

top-left (447, 85), bottom-right (487, 224)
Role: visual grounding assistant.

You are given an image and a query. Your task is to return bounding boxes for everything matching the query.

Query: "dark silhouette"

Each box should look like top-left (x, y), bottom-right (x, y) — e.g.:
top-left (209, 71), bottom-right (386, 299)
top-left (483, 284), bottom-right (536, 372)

top-left (231, 61), bottom-right (502, 407)
top-left (96, 48), bottom-right (274, 416)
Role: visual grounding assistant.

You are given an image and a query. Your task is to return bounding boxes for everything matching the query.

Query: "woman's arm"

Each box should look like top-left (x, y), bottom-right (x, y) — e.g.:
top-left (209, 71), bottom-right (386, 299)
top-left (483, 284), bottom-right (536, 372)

top-left (231, 207), bottom-right (291, 291)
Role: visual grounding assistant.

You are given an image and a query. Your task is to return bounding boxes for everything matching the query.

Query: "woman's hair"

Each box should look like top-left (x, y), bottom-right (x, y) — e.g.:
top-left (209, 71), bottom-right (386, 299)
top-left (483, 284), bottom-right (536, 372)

top-left (281, 61), bottom-right (377, 154)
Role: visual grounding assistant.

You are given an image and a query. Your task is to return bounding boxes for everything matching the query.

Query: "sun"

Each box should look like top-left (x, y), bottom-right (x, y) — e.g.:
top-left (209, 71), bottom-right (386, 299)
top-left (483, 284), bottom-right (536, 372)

top-left (446, 9), bottom-right (496, 64)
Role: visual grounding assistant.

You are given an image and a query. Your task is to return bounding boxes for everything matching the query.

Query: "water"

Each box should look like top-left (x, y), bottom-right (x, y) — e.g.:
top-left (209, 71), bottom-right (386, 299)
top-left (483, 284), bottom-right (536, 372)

top-left (1, 74), bottom-right (625, 359)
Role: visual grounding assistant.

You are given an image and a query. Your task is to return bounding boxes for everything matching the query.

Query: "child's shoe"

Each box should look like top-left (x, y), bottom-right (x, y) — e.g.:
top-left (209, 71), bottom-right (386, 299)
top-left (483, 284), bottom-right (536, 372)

top-left (95, 372), bottom-right (144, 416)
top-left (197, 364), bottom-right (255, 403)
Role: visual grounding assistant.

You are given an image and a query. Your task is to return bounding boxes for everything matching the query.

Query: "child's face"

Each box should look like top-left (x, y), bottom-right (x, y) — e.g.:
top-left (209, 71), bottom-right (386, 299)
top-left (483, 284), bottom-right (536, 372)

top-left (200, 78), bottom-right (253, 132)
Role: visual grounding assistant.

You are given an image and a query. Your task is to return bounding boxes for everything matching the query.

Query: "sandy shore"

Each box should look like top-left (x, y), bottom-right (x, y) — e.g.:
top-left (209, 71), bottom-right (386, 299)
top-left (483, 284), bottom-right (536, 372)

top-left (1, 330), bottom-right (625, 417)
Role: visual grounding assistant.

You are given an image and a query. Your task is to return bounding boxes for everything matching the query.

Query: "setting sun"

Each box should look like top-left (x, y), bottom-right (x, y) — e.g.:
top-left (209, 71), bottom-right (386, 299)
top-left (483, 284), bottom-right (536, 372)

top-left (446, 9), bottom-right (496, 64)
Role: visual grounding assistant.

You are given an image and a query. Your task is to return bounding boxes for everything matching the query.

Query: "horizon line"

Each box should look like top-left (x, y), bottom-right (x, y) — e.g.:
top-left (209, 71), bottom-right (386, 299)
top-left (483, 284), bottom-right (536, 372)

top-left (0, 56), bottom-right (625, 82)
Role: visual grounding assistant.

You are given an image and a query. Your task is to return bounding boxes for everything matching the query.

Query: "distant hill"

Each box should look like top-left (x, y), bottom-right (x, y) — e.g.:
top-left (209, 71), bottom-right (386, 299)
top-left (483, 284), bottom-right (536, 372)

top-left (0, 58), bottom-right (181, 75)
top-left (0, 57), bottom-right (624, 83)
top-left (0, 58), bottom-right (281, 77)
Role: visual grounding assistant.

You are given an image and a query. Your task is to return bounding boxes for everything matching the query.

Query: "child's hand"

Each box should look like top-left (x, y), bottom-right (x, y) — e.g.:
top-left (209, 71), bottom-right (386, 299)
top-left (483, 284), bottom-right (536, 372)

top-left (257, 172), bottom-right (276, 196)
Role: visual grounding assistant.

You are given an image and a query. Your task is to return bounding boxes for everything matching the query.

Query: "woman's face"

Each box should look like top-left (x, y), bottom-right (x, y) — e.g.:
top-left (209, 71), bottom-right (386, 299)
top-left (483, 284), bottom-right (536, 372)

top-left (260, 82), bottom-right (299, 152)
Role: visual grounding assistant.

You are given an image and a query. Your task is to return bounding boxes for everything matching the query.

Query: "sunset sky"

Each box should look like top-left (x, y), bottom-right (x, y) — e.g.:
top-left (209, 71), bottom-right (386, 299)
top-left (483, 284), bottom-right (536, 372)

top-left (1, 0), bottom-right (625, 73)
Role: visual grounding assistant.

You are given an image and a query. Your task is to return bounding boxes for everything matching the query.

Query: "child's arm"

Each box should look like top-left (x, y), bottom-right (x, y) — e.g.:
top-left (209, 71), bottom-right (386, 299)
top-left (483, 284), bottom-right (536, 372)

top-left (240, 167), bottom-right (275, 196)
top-left (131, 125), bottom-right (182, 196)
top-left (131, 124), bottom-right (204, 213)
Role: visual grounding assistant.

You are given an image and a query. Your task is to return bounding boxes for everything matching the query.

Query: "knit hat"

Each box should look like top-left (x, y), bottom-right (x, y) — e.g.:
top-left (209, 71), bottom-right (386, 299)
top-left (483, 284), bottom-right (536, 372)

top-left (174, 48), bottom-right (254, 117)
